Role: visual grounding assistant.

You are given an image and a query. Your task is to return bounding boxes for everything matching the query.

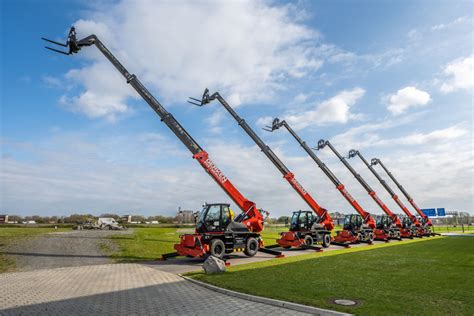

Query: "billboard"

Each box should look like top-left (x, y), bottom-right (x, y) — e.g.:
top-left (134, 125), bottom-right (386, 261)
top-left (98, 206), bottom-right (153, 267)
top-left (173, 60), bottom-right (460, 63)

top-left (421, 208), bottom-right (436, 217)
top-left (436, 208), bottom-right (446, 216)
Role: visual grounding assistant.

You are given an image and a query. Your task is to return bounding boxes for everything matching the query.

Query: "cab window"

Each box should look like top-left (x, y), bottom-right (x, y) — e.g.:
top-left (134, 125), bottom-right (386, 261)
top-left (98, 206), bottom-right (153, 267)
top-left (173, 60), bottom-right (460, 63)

top-left (206, 205), bottom-right (221, 222)
top-left (222, 206), bottom-right (231, 226)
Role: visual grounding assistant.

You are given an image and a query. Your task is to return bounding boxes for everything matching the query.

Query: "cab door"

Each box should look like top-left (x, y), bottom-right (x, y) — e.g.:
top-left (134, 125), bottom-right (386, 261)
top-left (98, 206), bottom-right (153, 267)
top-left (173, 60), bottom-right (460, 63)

top-left (202, 204), bottom-right (226, 232)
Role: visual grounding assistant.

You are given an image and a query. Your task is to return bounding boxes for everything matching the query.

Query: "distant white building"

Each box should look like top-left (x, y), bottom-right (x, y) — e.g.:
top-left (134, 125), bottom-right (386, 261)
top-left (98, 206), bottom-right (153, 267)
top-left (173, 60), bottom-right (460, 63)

top-left (0, 215), bottom-right (8, 224)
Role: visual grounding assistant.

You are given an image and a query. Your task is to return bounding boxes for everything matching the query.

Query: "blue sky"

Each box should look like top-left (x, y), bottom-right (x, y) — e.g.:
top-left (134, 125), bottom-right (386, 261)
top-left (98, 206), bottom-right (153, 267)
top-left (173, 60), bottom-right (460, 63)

top-left (1, 0), bottom-right (473, 217)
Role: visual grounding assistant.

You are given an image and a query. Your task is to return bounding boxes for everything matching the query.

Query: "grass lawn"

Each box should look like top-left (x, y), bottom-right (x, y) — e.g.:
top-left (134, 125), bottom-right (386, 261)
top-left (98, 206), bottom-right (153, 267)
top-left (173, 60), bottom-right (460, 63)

top-left (109, 227), bottom-right (181, 261)
top-left (189, 237), bottom-right (474, 315)
top-left (0, 227), bottom-right (69, 273)
top-left (432, 225), bottom-right (474, 234)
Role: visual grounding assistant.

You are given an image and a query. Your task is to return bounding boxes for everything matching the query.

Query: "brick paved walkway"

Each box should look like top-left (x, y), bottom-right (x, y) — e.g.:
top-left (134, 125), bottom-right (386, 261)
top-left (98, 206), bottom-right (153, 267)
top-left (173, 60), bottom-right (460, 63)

top-left (0, 263), bottom-right (309, 315)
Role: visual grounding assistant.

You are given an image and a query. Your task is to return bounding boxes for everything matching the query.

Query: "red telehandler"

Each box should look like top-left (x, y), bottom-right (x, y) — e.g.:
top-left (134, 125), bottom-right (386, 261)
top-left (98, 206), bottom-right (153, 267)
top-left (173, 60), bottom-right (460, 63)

top-left (315, 141), bottom-right (410, 238)
top-left (42, 27), bottom-right (283, 259)
top-left (189, 90), bottom-right (350, 249)
top-left (347, 150), bottom-right (427, 237)
top-left (315, 140), bottom-right (391, 243)
top-left (371, 158), bottom-right (434, 235)
top-left (265, 119), bottom-right (391, 243)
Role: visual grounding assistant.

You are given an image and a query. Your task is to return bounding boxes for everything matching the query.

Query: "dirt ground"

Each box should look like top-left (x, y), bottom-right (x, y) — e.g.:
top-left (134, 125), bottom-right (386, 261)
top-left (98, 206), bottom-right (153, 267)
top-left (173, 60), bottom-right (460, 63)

top-left (3, 230), bottom-right (131, 271)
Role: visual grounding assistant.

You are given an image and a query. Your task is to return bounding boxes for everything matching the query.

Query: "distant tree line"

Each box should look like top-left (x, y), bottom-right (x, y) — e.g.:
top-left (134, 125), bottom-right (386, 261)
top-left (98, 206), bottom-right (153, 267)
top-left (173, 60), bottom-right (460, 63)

top-left (4, 213), bottom-right (176, 224)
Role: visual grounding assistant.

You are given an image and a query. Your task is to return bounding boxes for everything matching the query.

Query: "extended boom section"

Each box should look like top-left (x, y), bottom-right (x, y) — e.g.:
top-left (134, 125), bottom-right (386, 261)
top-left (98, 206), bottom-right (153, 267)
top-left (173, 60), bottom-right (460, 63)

top-left (371, 158), bottom-right (433, 228)
top-left (42, 27), bottom-right (282, 259)
top-left (190, 90), bottom-right (336, 249)
top-left (267, 120), bottom-right (393, 243)
top-left (347, 150), bottom-right (427, 237)
top-left (316, 140), bottom-right (390, 243)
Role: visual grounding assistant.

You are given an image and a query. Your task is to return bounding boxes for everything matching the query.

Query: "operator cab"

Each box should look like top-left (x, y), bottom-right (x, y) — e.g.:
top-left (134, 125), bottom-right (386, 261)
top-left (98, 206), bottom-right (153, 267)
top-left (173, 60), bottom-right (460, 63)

top-left (290, 210), bottom-right (318, 231)
top-left (376, 214), bottom-right (391, 229)
top-left (343, 214), bottom-right (364, 231)
top-left (417, 216), bottom-right (428, 226)
top-left (195, 203), bottom-right (248, 234)
top-left (400, 215), bottom-right (413, 228)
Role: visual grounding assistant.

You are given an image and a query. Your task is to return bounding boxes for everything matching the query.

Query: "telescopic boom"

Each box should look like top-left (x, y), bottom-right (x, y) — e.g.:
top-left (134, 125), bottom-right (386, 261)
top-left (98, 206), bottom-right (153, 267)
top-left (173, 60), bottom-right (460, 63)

top-left (303, 139), bottom-right (401, 227)
top-left (347, 150), bottom-right (421, 227)
top-left (42, 28), bottom-right (264, 232)
top-left (266, 119), bottom-right (376, 229)
top-left (189, 90), bottom-right (334, 231)
top-left (315, 140), bottom-right (376, 228)
top-left (371, 158), bottom-right (432, 226)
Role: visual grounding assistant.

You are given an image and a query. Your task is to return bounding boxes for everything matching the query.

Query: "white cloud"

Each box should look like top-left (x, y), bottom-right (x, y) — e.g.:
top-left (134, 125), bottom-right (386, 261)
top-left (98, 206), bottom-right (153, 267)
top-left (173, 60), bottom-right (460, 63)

top-left (387, 86), bottom-right (431, 115)
top-left (58, 0), bottom-right (324, 119)
top-left (205, 110), bottom-right (225, 134)
top-left (432, 16), bottom-right (470, 31)
top-left (59, 62), bottom-right (137, 120)
top-left (42, 75), bottom-right (63, 89)
top-left (285, 88), bottom-right (365, 129)
top-left (1, 121), bottom-right (472, 217)
top-left (391, 126), bottom-right (467, 145)
top-left (440, 56), bottom-right (474, 93)
top-left (293, 93), bottom-right (309, 103)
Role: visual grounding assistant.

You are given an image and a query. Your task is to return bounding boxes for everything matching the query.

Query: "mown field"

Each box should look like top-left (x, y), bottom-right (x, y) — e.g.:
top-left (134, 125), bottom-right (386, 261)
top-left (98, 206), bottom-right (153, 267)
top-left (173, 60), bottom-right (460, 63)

top-left (189, 237), bottom-right (474, 315)
top-left (0, 227), bottom-right (69, 272)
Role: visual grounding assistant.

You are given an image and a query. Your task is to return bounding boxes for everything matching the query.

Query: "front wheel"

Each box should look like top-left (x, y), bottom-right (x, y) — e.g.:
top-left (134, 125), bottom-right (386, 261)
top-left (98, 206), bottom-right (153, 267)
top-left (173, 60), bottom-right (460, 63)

top-left (210, 239), bottom-right (225, 259)
top-left (304, 235), bottom-right (313, 246)
top-left (322, 234), bottom-right (331, 248)
top-left (244, 237), bottom-right (259, 257)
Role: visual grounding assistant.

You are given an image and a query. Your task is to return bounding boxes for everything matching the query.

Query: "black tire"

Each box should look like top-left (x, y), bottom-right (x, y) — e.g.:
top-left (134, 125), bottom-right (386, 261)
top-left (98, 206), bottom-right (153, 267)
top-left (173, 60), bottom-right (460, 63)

top-left (210, 239), bottom-right (225, 259)
top-left (368, 232), bottom-right (374, 242)
top-left (322, 234), bottom-right (331, 248)
top-left (244, 237), bottom-right (259, 257)
top-left (304, 235), bottom-right (313, 246)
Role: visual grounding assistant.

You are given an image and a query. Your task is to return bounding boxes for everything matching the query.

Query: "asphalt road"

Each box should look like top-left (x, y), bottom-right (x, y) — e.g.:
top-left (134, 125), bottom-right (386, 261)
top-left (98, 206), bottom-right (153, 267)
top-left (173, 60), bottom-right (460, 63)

top-left (2, 230), bottom-right (131, 271)
top-left (146, 239), bottom-right (401, 274)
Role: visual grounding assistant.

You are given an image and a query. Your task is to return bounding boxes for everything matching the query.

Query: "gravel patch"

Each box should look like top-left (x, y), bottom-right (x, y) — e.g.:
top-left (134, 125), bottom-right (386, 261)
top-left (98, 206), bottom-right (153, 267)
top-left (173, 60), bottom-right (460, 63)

top-left (2, 230), bottom-right (131, 271)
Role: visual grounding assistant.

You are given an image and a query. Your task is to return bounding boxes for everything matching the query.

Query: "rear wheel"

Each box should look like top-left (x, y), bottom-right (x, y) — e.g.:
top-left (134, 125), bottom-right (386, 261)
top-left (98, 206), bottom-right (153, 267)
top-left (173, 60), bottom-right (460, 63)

top-left (244, 237), bottom-right (259, 257)
top-left (368, 232), bottom-right (374, 242)
top-left (210, 239), bottom-right (225, 258)
top-left (304, 235), bottom-right (313, 246)
top-left (322, 234), bottom-right (331, 248)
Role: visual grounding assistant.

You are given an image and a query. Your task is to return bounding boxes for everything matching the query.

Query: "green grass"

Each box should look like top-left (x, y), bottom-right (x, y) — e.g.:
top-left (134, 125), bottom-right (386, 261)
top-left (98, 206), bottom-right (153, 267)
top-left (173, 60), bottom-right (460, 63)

top-left (0, 227), bottom-right (69, 272)
top-left (109, 227), bottom-right (182, 261)
top-left (188, 237), bottom-right (474, 315)
top-left (431, 225), bottom-right (474, 233)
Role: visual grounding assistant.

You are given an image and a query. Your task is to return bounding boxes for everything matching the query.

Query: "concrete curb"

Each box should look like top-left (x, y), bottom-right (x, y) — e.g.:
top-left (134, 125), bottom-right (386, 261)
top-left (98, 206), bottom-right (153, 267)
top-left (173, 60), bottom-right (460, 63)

top-left (180, 275), bottom-right (351, 316)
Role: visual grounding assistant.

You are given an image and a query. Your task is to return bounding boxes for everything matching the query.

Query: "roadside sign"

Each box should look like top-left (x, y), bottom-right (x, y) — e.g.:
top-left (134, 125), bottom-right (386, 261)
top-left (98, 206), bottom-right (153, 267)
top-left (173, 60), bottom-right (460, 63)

top-left (437, 208), bottom-right (446, 216)
top-left (421, 209), bottom-right (436, 217)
